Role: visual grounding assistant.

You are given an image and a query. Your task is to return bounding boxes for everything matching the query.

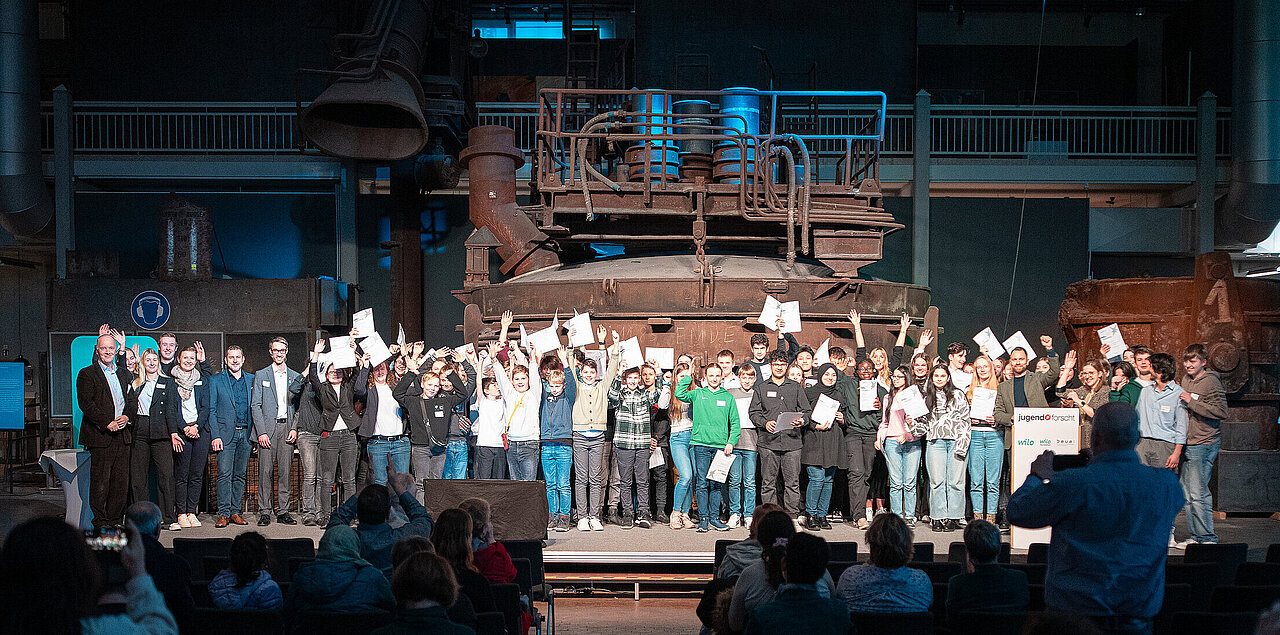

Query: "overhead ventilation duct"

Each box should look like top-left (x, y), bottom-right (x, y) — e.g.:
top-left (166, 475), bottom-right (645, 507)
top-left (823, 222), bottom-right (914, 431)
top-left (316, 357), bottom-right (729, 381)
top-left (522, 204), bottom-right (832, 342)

top-left (0, 0), bottom-right (53, 239)
top-left (1217, 0), bottom-right (1280, 247)
top-left (299, 0), bottom-right (434, 161)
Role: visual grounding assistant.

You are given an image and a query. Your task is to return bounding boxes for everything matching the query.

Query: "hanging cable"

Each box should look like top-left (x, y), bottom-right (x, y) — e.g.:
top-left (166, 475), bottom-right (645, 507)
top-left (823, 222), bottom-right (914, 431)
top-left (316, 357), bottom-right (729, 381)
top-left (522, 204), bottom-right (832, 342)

top-left (1003, 0), bottom-right (1047, 335)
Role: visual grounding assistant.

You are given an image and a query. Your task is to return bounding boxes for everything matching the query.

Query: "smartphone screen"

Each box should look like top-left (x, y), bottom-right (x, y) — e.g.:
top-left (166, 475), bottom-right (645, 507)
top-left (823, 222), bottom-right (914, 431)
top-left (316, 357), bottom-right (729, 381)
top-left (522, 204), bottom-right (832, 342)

top-left (84, 527), bottom-right (127, 551)
top-left (1052, 453), bottom-right (1090, 471)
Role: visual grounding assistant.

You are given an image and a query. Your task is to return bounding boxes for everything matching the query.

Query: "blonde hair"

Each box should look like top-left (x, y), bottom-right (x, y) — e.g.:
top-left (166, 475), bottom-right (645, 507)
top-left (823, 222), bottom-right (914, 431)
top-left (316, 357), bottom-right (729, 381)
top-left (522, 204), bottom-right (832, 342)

top-left (131, 349), bottom-right (160, 390)
top-left (546, 369), bottom-right (566, 384)
top-left (967, 354), bottom-right (1000, 401)
top-left (870, 347), bottom-right (891, 385)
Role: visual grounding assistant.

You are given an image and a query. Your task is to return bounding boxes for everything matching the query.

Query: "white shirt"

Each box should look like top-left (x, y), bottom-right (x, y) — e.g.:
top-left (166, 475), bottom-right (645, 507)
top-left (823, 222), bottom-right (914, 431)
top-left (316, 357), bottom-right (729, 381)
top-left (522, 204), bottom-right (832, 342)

top-left (274, 366), bottom-right (289, 417)
top-left (373, 384), bottom-right (403, 436)
top-left (99, 361), bottom-right (125, 418)
top-left (474, 398), bottom-right (507, 447)
top-left (137, 378), bottom-right (157, 415)
top-left (181, 391), bottom-right (198, 424)
top-left (331, 383), bottom-right (347, 431)
top-left (494, 362), bottom-right (542, 442)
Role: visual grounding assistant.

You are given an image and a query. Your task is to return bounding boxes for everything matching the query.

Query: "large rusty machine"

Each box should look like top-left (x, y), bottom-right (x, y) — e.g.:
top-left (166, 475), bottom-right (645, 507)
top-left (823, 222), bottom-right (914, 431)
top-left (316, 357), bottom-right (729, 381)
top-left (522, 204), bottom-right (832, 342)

top-left (453, 88), bottom-right (937, 360)
top-left (1060, 251), bottom-right (1280, 513)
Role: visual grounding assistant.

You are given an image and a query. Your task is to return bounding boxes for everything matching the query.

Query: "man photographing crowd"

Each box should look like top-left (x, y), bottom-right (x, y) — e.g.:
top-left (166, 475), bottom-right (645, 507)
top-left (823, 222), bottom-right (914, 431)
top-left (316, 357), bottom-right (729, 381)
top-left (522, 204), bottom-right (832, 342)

top-left (1008, 402), bottom-right (1184, 635)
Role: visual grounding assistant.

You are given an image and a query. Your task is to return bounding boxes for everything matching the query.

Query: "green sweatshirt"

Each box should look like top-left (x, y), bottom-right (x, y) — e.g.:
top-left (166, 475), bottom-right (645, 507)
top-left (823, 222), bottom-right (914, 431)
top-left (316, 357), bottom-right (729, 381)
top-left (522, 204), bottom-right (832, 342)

top-left (676, 374), bottom-right (741, 448)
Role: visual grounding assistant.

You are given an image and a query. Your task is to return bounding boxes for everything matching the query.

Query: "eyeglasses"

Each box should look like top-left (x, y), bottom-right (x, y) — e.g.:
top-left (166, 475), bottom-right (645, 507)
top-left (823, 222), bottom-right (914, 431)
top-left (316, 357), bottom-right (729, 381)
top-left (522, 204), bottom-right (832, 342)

top-left (270, 348), bottom-right (288, 353)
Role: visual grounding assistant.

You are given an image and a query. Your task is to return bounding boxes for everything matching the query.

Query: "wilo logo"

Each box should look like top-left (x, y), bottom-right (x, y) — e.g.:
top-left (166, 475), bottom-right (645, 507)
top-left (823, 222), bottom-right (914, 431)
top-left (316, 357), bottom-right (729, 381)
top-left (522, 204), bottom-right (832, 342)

top-left (1017, 439), bottom-right (1036, 446)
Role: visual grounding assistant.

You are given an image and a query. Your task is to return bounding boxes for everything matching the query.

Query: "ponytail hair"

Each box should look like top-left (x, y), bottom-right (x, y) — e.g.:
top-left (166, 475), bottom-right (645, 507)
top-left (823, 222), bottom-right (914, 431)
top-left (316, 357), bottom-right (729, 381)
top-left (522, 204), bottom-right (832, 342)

top-left (756, 510), bottom-right (796, 588)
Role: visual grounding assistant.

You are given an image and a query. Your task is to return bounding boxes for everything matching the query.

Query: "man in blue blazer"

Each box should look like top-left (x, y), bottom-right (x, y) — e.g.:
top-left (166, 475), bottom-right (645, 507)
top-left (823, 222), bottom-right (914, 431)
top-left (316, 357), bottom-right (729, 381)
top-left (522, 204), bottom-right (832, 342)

top-left (208, 345), bottom-right (254, 527)
top-left (250, 336), bottom-right (304, 526)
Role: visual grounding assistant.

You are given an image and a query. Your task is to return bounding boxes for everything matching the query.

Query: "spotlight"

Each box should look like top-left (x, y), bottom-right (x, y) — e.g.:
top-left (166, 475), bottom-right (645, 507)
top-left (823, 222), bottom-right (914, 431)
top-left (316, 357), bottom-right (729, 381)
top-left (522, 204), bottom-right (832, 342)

top-left (1135, 7), bottom-right (1145, 15)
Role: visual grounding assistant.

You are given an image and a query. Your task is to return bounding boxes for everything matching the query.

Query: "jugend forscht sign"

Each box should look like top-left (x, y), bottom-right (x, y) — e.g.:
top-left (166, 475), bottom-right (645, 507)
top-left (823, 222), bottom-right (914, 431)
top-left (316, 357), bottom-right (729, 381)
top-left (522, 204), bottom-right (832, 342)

top-left (1011, 408), bottom-right (1081, 549)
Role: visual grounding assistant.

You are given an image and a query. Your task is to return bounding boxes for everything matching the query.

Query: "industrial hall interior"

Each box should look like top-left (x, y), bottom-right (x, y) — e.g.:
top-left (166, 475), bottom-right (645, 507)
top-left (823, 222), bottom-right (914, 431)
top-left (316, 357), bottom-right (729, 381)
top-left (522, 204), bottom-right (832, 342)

top-left (2, 1), bottom-right (1280, 635)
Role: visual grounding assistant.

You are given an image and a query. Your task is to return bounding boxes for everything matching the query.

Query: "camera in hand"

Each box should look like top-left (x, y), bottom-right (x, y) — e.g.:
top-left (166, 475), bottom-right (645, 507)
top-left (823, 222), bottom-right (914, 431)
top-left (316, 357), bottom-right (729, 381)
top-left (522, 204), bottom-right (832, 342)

top-left (1052, 451), bottom-right (1091, 471)
top-left (85, 526), bottom-right (129, 585)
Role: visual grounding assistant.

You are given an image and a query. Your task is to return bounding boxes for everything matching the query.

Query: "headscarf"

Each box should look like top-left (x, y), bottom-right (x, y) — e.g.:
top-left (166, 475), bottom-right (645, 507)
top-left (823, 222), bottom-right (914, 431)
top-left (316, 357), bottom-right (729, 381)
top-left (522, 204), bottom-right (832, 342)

top-left (316, 525), bottom-right (372, 568)
top-left (169, 364), bottom-right (199, 401)
top-left (805, 363), bottom-right (845, 406)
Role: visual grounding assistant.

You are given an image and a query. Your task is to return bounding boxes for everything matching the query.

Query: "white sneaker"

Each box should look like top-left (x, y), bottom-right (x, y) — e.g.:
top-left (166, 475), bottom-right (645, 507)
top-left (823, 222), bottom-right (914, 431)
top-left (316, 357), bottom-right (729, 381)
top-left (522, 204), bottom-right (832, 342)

top-left (588, 517), bottom-right (604, 531)
top-left (1173, 540), bottom-right (1198, 550)
top-left (742, 516), bottom-right (753, 529)
top-left (727, 514), bottom-right (740, 528)
top-left (577, 518), bottom-right (592, 532)
top-left (865, 508), bottom-right (874, 521)
top-left (188, 514), bottom-right (202, 527)
top-left (177, 514), bottom-right (193, 528)
top-left (874, 507), bottom-right (888, 516)
top-left (166, 522), bottom-right (183, 531)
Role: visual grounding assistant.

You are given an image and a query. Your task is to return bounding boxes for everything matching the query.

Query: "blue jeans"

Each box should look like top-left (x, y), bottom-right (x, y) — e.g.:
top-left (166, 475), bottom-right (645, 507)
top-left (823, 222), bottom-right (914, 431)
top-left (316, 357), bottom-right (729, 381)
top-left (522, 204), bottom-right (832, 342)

top-left (216, 427), bottom-right (252, 517)
top-left (925, 439), bottom-right (966, 520)
top-left (541, 443), bottom-right (573, 516)
top-left (967, 430), bottom-right (1003, 514)
top-left (366, 437), bottom-right (411, 485)
top-left (670, 429), bottom-right (695, 513)
top-left (692, 445), bottom-right (727, 529)
top-left (884, 438), bottom-right (922, 518)
top-left (1181, 440), bottom-right (1220, 543)
top-left (507, 440), bottom-right (541, 481)
top-left (727, 449), bottom-right (758, 517)
top-left (444, 439), bottom-right (469, 479)
top-left (805, 465), bottom-right (836, 518)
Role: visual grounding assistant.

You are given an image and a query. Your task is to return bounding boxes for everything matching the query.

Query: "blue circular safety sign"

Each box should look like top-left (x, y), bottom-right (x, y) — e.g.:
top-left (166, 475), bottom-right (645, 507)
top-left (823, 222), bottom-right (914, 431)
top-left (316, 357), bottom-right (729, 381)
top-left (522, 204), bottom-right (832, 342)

top-left (131, 291), bottom-right (171, 330)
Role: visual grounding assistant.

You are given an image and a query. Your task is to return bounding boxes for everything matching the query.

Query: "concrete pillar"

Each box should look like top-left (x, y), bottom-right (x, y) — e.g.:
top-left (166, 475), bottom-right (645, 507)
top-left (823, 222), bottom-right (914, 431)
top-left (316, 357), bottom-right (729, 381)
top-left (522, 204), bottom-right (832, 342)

top-left (1196, 92), bottom-right (1217, 253)
top-left (912, 90), bottom-right (931, 286)
top-left (389, 160), bottom-right (423, 343)
top-left (54, 85), bottom-right (74, 277)
top-left (335, 160), bottom-right (358, 284)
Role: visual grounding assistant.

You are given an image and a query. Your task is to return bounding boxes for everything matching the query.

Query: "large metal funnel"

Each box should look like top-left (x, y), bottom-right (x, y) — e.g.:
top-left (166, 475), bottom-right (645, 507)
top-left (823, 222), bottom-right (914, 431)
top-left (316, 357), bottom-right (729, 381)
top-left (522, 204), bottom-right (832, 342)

top-left (300, 65), bottom-right (429, 160)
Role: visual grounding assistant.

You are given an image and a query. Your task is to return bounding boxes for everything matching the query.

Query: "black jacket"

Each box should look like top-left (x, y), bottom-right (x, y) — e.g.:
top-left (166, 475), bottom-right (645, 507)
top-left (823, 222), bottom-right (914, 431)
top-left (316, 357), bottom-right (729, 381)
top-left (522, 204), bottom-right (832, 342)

top-left (130, 376), bottom-right (181, 440)
top-left (308, 362), bottom-right (369, 433)
top-left (748, 377), bottom-right (811, 452)
top-left (393, 371), bottom-right (466, 446)
top-left (294, 380), bottom-right (324, 436)
top-left (76, 361), bottom-right (138, 448)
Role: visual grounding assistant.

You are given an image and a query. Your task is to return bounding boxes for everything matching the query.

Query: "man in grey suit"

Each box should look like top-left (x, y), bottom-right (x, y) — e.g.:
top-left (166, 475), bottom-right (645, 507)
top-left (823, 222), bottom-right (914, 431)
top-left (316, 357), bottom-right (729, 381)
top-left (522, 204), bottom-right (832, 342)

top-left (250, 336), bottom-right (304, 526)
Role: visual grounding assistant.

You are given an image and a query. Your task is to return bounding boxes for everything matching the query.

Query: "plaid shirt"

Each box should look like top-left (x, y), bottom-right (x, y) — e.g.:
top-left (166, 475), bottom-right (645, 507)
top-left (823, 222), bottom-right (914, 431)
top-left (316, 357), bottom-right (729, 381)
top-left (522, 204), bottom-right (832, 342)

top-left (608, 376), bottom-right (664, 450)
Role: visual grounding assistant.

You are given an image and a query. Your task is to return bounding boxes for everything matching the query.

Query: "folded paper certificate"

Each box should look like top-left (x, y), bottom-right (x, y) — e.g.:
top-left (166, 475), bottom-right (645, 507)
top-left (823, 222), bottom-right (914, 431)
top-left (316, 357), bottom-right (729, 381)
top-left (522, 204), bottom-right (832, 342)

top-left (813, 338), bottom-right (830, 365)
top-left (328, 336), bottom-right (357, 369)
top-left (351, 308), bottom-right (375, 339)
top-left (897, 385), bottom-right (929, 419)
top-left (1002, 331), bottom-right (1035, 359)
top-left (361, 332), bottom-right (392, 368)
top-left (619, 337), bottom-right (644, 370)
top-left (758, 295), bottom-right (801, 332)
top-left (1098, 323), bottom-right (1127, 361)
top-left (859, 380), bottom-right (880, 412)
top-left (973, 327), bottom-right (1006, 359)
top-left (564, 312), bottom-right (594, 348)
top-left (951, 370), bottom-right (972, 391)
top-left (969, 387), bottom-right (997, 421)
top-left (528, 324), bottom-right (562, 353)
top-left (707, 451), bottom-right (736, 483)
top-left (649, 449), bottom-right (665, 469)
top-left (811, 393), bottom-right (840, 425)
top-left (646, 347), bottom-right (675, 370)
top-left (735, 396), bottom-right (754, 430)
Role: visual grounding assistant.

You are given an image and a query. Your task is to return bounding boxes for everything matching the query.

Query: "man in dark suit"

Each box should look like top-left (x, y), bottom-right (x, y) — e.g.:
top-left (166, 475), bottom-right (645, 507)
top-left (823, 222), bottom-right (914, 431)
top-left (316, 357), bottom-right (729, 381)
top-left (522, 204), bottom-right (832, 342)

top-left (125, 501), bottom-right (195, 625)
top-left (250, 336), bottom-right (304, 526)
top-left (77, 332), bottom-right (138, 528)
top-left (209, 345), bottom-right (255, 528)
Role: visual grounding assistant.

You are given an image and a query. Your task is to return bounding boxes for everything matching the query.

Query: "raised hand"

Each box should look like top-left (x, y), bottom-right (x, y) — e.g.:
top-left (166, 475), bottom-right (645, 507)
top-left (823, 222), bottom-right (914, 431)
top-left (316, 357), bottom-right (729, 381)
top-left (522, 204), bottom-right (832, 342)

top-left (194, 341), bottom-right (206, 361)
top-left (1100, 343), bottom-right (1112, 356)
top-left (99, 324), bottom-right (111, 337)
top-left (611, 330), bottom-right (620, 346)
top-left (500, 310), bottom-right (514, 330)
top-left (313, 338), bottom-right (326, 354)
top-left (899, 313), bottom-right (911, 332)
top-left (596, 324), bottom-right (607, 343)
top-left (1040, 335), bottom-right (1054, 350)
top-left (848, 309), bottom-right (861, 326)
top-left (919, 329), bottom-right (934, 349)
top-left (110, 328), bottom-right (126, 349)
top-left (1064, 349), bottom-right (1078, 369)
top-left (349, 327), bottom-right (360, 339)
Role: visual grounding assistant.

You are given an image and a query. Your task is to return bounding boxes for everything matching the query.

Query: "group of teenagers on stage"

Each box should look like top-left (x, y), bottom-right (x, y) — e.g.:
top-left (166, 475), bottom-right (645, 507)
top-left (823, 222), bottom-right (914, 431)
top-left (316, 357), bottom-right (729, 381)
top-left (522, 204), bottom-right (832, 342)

top-left (77, 304), bottom-right (1224, 546)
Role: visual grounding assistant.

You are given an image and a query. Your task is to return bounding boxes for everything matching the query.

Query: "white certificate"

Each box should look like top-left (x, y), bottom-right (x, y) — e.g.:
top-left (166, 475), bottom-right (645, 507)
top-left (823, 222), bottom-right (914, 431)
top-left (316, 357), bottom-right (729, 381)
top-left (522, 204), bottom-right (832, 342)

top-left (707, 451), bottom-right (736, 483)
top-left (735, 396), bottom-right (754, 430)
top-left (813, 338), bottom-right (830, 365)
top-left (646, 347), bottom-right (675, 370)
top-left (1098, 323), bottom-right (1127, 360)
top-left (859, 380), bottom-right (880, 412)
top-left (396, 323), bottom-right (407, 349)
top-left (328, 336), bottom-right (357, 369)
top-left (351, 308), bottom-right (375, 339)
top-left (973, 327), bottom-right (1006, 359)
top-left (649, 449), bottom-right (665, 469)
top-left (969, 387), bottom-right (997, 421)
top-left (519, 324), bottom-right (528, 351)
top-left (811, 393), bottom-right (840, 425)
top-left (456, 343), bottom-right (475, 360)
top-left (528, 324), bottom-right (562, 353)
top-left (564, 312), bottom-right (594, 348)
top-left (951, 370), bottom-right (973, 391)
top-left (619, 337), bottom-right (644, 370)
top-left (582, 349), bottom-right (607, 375)
top-left (361, 332), bottom-right (393, 368)
top-left (1003, 331), bottom-right (1036, 359)
top-left (757, 295), bottom-right (801, 333)
top-left (897, 385), bottom-right (929, 419)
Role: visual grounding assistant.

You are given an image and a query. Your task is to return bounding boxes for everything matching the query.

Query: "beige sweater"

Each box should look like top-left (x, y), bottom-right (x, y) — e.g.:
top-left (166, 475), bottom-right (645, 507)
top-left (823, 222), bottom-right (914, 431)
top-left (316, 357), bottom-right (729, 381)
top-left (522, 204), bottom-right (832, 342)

top-left (1182, 370), bottom-right (1229, 445)
top-left (572, 351), bottom-right (620, 433)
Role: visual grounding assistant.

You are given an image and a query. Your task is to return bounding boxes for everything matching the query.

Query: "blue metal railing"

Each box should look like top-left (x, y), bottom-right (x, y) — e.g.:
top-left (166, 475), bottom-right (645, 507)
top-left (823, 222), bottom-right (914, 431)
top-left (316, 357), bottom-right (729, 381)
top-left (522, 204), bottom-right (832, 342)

top-left (39, 100), bottom-right (1231, 159)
